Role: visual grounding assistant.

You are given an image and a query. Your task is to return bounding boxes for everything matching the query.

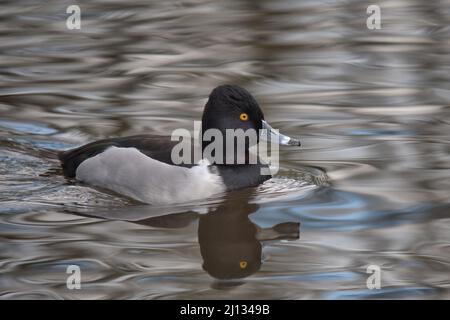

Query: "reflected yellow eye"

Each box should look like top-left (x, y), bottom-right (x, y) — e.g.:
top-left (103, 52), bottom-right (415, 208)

top-left (240, 113), bottom-right (249, 121)
top-left (239, 261), bottom-right (248, 269)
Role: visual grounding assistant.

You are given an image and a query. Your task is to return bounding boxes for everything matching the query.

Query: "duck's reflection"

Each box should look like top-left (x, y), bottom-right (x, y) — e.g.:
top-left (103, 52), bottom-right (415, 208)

top-left (198, 200), bottom-right (262, 279)
top-left (133, 190), bottom-right (300, 280)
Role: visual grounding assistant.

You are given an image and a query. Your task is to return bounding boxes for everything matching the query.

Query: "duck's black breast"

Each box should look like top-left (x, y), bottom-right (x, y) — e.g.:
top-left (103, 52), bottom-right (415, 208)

top-left (213, 164), bottom-right (271, 191)
top-left (59, 135), bottom-right (194, 178)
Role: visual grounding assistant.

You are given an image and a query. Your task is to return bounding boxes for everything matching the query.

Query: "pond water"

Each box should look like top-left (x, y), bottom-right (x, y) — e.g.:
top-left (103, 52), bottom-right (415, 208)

top-left (0, 0), bottom-right (449, 299)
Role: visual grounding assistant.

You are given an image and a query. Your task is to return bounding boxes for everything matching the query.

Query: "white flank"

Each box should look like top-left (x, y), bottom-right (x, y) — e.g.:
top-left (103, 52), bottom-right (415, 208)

top-left (76, 147), bottom-right (225, 205)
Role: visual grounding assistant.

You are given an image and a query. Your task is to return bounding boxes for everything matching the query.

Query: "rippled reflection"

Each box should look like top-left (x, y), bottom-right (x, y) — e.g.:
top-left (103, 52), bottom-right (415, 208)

top-left (127, 191), bottom-right (301, 281)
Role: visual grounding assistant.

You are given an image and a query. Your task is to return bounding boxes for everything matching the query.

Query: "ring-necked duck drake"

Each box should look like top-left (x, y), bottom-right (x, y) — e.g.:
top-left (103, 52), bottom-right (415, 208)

top-left (59, 85), bottom-right (300, 204)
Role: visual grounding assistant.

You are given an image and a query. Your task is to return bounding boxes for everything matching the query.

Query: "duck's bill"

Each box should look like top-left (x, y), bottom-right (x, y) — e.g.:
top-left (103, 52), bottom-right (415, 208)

top-left (261, 120), bottom-right (301, 146)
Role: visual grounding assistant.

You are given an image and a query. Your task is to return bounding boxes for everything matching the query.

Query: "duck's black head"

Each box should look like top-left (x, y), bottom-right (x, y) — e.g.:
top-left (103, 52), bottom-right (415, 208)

top-left (201, 85), bottom-right (300, 166)
top-left (202, 85), bottom-right (264, 140)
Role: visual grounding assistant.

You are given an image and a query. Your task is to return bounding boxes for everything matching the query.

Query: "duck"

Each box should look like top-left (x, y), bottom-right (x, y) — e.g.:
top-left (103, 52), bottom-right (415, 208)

top-left (58, 85), bottom-right (301, 205)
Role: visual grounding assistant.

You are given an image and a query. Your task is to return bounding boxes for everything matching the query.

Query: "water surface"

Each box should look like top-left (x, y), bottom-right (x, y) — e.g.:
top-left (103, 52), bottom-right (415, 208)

top-left (1, 0), bottom-right (449, 299)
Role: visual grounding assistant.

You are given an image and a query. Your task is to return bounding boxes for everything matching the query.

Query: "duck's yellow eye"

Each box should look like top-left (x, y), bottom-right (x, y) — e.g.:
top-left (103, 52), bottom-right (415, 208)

top-left (240, 113), bottom-right (249, 121)
top-left (239, 261), bottom-right (248, 269)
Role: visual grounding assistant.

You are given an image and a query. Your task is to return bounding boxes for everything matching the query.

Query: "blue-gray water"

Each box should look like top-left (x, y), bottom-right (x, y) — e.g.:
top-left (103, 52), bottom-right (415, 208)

top-left (0, 0), bottom-right (449, 299)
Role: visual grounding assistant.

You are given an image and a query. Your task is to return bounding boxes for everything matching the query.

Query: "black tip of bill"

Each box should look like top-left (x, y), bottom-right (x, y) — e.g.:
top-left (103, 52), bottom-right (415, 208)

top-left (286, 138), bottom-right (301, 147)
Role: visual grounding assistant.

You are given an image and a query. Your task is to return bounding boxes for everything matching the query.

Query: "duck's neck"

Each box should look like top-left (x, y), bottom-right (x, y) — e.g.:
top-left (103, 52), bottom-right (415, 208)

top-left (201, 142), bottom-right (272, 191)
top-left (201, 143), bottom-right (258, 165)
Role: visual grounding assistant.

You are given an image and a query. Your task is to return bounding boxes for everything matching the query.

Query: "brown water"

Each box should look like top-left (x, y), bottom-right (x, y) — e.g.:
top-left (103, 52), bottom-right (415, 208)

top-left (1, 0), bottom-right (450, 299)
